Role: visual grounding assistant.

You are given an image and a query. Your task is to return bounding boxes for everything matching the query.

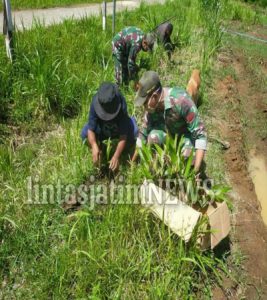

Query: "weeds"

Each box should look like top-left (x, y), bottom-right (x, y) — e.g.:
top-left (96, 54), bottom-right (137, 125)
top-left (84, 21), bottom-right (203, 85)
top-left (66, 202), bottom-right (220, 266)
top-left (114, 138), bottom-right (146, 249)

top-left (0, 0), bottom-right (104, 11)
top-left (0, 0), bottom-right (264, 298)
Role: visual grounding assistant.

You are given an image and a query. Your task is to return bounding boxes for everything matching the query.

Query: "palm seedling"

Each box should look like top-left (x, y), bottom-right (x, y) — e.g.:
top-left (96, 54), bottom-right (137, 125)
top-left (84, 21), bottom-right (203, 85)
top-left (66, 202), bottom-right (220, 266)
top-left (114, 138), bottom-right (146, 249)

top-left (137, 135), bottom-right (231, 208)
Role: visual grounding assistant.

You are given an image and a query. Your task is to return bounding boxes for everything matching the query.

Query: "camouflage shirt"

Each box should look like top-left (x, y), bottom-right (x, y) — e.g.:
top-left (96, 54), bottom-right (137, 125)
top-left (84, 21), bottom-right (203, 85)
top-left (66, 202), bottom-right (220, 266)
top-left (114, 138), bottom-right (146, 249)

top-left (139, 87), bottom-right (207, 150)
top-left (112, 27), bottom-right (144, 77)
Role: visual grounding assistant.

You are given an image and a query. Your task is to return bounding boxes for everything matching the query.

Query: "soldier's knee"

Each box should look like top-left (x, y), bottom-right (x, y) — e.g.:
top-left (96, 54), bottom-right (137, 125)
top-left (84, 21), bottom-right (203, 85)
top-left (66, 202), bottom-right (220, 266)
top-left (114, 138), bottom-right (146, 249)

top-left (182, 148), bottom-right (193, 158)
top-left (148, 130), bottom-right (166, 145)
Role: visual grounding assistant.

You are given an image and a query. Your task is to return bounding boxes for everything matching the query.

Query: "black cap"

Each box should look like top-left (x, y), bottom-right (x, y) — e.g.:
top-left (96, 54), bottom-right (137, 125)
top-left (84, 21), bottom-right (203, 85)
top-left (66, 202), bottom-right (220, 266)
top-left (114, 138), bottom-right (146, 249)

top-left (94, 82), bottom-right (122, 121)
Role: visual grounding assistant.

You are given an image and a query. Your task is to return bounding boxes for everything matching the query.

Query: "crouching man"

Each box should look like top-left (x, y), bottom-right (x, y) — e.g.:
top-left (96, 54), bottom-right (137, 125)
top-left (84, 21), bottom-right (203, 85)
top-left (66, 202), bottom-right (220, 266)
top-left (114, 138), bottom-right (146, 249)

top-left (112, 26), bottom-right (155, 86)
top-left (133, 70), bottom-right (207, 174)
top-left (155, 22), bottom-right (174, 59)
top-left (81, 82), bottom-right (138, 171)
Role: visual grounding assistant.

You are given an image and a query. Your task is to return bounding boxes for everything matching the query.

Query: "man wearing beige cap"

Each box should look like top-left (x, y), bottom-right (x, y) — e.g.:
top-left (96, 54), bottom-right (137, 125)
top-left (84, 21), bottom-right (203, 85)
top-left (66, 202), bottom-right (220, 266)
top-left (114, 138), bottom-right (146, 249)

top-left (134, 70), bottom-right (206, 173)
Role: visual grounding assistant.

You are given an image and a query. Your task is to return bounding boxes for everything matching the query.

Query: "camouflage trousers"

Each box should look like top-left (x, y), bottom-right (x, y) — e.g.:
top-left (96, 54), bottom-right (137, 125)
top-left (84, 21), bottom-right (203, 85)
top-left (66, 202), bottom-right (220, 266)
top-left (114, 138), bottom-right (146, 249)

top-left (112, 54), bottom-right (129, 86)
top-left (147, 129), bottom-right (195, 157)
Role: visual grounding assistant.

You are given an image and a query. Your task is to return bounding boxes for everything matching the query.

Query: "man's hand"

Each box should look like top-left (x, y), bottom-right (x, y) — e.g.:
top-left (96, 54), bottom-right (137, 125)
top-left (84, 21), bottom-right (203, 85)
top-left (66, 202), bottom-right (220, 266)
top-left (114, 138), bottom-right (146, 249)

top-left (131, 149), bottom-right (138, 163)
top-left (88, 130), bottom-right (101, 165)
top-left (109, 155), bottom-right (119, 171)
top-left (92, 144), bottom-right (100, 164)
top-left (195, 172), bottom-right (201, 185)
top-left (133, 81), bottom-right (139, 91)
top-left (109, 136), bottom-right (126, 171)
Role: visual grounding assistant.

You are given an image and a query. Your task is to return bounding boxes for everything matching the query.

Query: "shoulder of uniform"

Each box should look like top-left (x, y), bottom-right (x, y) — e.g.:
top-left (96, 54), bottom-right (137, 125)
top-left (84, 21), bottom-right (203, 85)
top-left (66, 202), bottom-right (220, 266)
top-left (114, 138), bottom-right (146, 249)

top-left (169, 86), bottom-right (188, 97)
top-left (133, 27), bottom-right (143, 34)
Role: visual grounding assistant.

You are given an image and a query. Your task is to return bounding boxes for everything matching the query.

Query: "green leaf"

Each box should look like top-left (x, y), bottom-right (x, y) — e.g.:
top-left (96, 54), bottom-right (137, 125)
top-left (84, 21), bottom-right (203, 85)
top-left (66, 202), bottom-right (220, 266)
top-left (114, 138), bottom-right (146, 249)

top-left (184, 151), bottom-right (194, 178)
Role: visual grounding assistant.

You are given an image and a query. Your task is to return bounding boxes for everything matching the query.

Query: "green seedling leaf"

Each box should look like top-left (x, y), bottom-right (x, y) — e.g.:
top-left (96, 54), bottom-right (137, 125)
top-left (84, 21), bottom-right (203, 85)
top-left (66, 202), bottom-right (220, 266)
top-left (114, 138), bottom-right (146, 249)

top-left (184, 151), bottom-right (194, 178)
top-left (75, 250), bottom-right (102, 269)
top-left (0, 216), bottom-right (18, 228)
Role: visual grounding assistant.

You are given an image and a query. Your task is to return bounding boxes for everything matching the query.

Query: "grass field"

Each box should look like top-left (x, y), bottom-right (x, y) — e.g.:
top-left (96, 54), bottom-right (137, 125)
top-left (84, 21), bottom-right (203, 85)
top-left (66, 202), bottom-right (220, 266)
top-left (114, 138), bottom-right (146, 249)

top-left (1, 0), bottom-right (267, 11)
top-left (0, 0), bottom-right (266, 298)
top-left (0, 0), bottom-right (105, 11)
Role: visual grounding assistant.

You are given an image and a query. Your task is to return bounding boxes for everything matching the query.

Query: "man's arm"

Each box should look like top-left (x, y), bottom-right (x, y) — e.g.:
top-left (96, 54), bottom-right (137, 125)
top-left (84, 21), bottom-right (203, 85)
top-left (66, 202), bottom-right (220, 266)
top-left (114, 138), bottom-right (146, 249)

top-left (194, 149), bottom-right (205, 173)
top-left (183, 101), bottom-right (207, 172)
top-left (88, 130), bottom-right (100, 165)
top-left (109, 135), bottom-right (127, 171)
top-left (87, 99), bottom-right (101, 165)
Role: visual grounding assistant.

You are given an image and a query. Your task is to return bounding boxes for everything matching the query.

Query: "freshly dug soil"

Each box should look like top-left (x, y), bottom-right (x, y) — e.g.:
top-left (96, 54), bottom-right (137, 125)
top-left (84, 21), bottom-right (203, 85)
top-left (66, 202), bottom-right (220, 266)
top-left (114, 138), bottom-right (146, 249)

top-left (211, 45), bottom-right (267, 299)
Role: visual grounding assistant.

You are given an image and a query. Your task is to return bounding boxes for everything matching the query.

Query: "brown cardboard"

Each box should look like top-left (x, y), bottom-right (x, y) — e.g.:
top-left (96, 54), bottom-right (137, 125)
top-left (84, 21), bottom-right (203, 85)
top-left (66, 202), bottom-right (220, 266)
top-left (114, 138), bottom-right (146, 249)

top-left (140, 181), bottom-right (231, 249)
top-left (203, 202), bottom-right (231, 249)
top-left (140, 182), bottom-right (201, 242)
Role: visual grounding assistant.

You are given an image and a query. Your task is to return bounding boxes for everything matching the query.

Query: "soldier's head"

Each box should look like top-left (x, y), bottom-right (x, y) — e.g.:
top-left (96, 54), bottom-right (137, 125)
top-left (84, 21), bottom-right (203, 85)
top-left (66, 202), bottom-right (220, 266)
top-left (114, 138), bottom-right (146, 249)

top-left (142, 33), bottom-right (155, 52)
top-left (134, 71), bottom-right (163, 113)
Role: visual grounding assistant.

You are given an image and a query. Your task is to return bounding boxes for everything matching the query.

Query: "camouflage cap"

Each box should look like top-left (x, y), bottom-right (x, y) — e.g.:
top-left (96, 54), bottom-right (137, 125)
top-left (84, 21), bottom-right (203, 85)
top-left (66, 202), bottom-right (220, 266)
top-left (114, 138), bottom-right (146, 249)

top-left (134, 71), bottom-right (161, 107)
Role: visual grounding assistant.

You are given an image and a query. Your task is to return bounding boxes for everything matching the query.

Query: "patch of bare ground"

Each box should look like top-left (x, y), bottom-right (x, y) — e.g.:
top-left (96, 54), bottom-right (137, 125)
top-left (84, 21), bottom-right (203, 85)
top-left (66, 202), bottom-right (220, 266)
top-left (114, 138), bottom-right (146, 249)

top-left (210, 47), bottom-right (267, 299)
top-left (250, 27), bottom-right (267, 41)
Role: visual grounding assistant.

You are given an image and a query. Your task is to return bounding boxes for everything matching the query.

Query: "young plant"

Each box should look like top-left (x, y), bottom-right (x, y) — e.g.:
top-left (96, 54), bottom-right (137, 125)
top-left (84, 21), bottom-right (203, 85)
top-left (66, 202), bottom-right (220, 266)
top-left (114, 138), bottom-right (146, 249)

top-left (137, 135), bottom-right (195, 181)
top-left (102, 138), bottom-right (113, 163)
top-left (137, 135), bottom-right (231, 208)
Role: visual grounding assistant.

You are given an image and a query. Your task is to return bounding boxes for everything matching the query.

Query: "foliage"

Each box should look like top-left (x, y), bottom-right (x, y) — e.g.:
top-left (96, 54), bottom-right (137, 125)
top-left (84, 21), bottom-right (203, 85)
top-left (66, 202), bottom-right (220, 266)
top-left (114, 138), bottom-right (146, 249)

top-left (0, 0), bottom-right (104, 11)
top-left (136, 135), bottom-right (231, 208)
top-left (1, 0), bottom-right (264, 298)
top-left (137, 135), bottom-right (193, 180)
top-left (242, 0), bottom-right (267, 7)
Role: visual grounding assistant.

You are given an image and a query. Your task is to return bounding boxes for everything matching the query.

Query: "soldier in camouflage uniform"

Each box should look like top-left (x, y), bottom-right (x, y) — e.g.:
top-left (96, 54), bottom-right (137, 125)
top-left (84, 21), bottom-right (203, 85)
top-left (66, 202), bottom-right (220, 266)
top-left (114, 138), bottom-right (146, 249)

top-left (112, 27), bottom-right (155, 86)
top-left (134, 71), bottom-right (207, 173)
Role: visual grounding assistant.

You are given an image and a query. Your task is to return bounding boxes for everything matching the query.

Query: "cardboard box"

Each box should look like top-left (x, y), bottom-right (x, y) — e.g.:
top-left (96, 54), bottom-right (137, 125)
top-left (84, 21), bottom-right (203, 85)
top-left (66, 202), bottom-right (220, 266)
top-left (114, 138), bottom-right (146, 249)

top-left (140, 182), bottom-right (231, 249)
top-left (200, 201), bottom-right (231, 249)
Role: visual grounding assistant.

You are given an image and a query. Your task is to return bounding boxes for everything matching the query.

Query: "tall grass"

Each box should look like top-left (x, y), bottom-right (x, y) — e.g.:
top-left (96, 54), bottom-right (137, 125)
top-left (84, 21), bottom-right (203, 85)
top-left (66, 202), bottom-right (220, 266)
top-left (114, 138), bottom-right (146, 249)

top-left (0, 20), bottom-right (113, 136)
top-left (242, 0), bottom-right (267, 8)
top-left (0, 0), bottom-right (104, 11)
top-left (0, 0), bottom-right (264, 298)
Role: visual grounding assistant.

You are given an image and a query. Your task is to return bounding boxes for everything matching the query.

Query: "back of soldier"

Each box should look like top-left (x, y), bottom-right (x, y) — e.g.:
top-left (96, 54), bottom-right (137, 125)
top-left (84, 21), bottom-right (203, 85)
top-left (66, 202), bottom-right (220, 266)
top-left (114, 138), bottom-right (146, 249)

top-left (156, 22), bottom-right (173, 43)
top-left (112, 27), bottom-right (144, 55)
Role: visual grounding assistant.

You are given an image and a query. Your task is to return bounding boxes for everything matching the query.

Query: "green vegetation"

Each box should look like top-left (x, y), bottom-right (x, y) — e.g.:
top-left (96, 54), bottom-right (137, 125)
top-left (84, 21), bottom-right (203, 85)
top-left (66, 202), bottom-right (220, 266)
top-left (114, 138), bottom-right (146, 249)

top-left (0, 0), bottom-right (104, 11)
top-left (136, 136), bottom-right (231, 208)
top-left (242, 0), bottom-right (267, 8)
top-left (0, 0), bottom-right (266, 298)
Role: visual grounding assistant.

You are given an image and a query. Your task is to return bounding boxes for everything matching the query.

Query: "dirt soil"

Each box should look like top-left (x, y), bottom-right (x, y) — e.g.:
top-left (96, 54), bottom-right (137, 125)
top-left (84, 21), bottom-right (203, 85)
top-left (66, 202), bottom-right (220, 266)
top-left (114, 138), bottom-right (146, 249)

top-left (210, 46), bottom-right (267, 299)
